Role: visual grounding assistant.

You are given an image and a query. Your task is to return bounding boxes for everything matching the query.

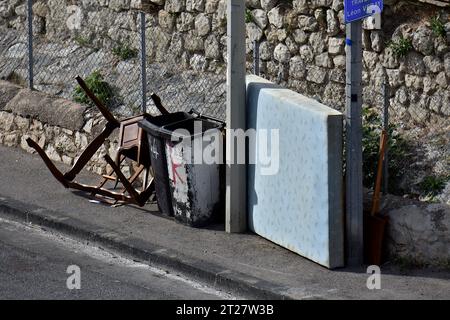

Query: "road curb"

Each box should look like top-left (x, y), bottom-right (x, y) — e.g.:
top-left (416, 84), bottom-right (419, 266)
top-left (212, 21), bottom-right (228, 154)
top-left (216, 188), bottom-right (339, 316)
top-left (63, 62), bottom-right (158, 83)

top-left (0, 195), bottom-right (293, 300)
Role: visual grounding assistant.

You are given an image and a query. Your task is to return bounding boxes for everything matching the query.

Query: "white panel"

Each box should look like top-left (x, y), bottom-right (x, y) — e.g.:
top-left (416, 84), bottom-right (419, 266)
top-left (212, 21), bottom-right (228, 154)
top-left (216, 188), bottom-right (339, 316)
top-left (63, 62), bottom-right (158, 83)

top-left (246, 75), bottom-right (344, 269)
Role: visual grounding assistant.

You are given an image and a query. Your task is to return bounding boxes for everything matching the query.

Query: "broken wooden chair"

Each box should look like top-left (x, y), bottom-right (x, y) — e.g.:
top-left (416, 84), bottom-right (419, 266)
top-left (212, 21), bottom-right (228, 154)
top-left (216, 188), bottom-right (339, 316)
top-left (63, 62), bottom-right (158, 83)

top-left (26, 76), bottom-right (166, 207)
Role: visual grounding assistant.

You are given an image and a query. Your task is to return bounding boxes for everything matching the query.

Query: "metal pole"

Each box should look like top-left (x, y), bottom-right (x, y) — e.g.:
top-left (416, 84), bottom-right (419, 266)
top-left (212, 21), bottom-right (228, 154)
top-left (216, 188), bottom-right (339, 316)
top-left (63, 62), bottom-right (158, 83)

top-left (226, 0), bottom-right (247, 233)
top-left (382, 80), bottom-right (389, 195)
top-left (140, 11), bottom-right (147, 113)
top-left (253, 40), bottom-right (260, 76)
top-left (345, 20), bottom-right (363, 266)
top-left (27, 0), bottom-right (33, 89)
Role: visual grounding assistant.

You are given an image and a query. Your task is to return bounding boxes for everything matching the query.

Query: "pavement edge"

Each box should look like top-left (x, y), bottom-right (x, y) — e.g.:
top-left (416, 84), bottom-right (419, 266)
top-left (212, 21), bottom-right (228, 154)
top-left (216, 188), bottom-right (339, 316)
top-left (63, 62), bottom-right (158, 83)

top-left (0, 195), bottom-right (294, 300)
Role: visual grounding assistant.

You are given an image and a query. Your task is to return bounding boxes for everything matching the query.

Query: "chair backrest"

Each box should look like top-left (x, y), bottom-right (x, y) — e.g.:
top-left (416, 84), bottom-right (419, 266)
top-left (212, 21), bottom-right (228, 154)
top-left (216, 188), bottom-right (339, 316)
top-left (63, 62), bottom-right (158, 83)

top-left (118, 114), bottom-right (151, 166)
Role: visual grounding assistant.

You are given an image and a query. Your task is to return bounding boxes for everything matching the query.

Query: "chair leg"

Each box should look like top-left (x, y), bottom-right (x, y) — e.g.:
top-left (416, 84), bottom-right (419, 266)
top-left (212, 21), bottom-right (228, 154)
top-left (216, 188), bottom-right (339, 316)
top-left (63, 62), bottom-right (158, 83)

top-left (113, 153), bottom-right (125, 189)
top-left (64, 123), bottom-right (117, 181)
top-left (136, 178), bottom-right (155, 206)
top-left (142, 168), bottom-right (149, 192)
top-left (94, 155), bottom-right (125, 192)
top-left (127, 165), bottom-right (145, 187)
top-left (104, 155), bottom-right (141, 202)
top-left (25, 138), bottom-right (69, 188)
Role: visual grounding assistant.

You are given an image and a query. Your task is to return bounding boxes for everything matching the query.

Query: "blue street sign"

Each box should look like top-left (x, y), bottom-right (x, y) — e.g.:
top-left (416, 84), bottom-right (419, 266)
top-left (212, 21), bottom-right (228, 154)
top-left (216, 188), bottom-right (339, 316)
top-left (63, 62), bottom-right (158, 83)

top-left (344, 0), bottom-right (383, 24)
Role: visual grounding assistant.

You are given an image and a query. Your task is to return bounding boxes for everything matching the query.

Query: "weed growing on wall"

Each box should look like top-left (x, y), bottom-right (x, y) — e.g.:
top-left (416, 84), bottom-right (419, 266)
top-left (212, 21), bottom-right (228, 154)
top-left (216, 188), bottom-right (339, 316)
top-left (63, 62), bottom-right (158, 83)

top-left (430, 15), bottom-right (446, 39)
top-left (419, 174), bottom-right (449, 200)
top-left (6, 71), bottom-right (26, 86)
top-left (388, 37), bottom-right (413, 58)
top-left (74, 35), bottom-right (91, 47)
top-left (362, 107), bottom-right (411, 194)
top-left (112, 43), bottom-right (138, 61)
top-left (245, 9), bottom-right (253, 23)
top-left (73, 71), bottom-right (114, 108)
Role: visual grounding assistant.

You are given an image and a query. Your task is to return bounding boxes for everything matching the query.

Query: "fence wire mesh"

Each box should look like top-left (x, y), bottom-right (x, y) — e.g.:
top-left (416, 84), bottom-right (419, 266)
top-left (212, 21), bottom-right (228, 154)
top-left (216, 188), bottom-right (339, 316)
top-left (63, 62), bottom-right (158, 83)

top-left (144, 20), bottom-right (226, 120)
top-left (1, 4), bottom-right (226, 121)
top-left (0, 22), bottom-right (28, 86)
top-left (32, 31), bottom-right (142, 116)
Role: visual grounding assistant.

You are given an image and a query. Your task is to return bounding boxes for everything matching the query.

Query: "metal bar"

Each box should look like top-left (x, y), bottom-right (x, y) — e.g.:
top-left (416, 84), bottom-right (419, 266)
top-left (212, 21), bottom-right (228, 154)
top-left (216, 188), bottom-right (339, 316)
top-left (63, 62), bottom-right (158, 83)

top-left (226, 0), bottom-right (247, 233)
top-left (345, 20), bottom-right (364, 266)
top-left (382, 80), bottom-right (389, 195)
top-left (26, 0), bottom-right (33, 89)
top-left (253, 40), bottom-right (260, 76)
top-left (140, 11), bottom-right (147, 114)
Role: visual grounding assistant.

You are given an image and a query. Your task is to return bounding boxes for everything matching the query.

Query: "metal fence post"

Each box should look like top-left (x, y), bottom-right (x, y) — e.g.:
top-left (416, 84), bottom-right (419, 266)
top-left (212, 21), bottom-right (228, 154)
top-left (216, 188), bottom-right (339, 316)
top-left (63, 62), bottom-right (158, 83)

top-left (382, 80), bottom-right (389, 195)
top-left (27, 0), bottom-right (34, 89)
top-left (345, 20), bottom-right (364, 266)
top-left (253, 40), bottom-right (260, 76)
top-left (140, 11), bottom-right (147, 113)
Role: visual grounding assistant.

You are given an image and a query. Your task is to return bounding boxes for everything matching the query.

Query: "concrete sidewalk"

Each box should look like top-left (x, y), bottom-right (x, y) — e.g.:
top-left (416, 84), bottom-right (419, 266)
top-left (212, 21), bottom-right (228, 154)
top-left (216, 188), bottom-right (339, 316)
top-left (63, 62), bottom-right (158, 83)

top-left (0, 145), bottom-right (449, 299)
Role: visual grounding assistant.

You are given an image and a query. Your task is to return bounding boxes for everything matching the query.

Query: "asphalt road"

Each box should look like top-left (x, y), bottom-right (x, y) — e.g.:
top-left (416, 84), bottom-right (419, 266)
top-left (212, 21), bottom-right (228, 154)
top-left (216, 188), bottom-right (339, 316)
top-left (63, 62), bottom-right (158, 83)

top-left (0, 218), bottom-right (236, 300)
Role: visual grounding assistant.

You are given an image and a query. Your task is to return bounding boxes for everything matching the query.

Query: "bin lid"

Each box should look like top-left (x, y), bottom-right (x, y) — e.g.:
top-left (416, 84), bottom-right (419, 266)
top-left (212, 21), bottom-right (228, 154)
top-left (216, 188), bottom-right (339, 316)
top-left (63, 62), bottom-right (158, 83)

top-left (162, 117), bottom-right (224, 141)
top-left (138, 112), bottom-right (195, 139)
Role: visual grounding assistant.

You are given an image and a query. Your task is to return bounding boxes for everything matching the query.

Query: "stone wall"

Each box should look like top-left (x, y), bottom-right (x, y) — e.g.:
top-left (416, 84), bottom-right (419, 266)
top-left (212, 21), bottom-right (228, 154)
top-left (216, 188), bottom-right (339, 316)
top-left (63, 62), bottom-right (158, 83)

top-left (364, 188), bottom-right (450, 267)
top-left (1, 0), bottom-right (449, 121)
top-left (385, 201), bottom-right (450, 267)
top-left (0, 80), bottom-right (123, 176)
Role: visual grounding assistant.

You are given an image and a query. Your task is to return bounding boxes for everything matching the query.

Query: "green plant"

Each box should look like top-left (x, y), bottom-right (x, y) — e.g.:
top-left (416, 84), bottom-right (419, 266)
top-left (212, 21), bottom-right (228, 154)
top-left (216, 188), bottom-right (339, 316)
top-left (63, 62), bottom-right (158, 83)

top-left (362, 107), bottom-right (411, 193)
top-left (388, 37), bottom-right (413, 58)
top-left (6, 71), bottom-right (26, 86)
top-left (112, 43), bottom-right (138, 60)
top-left (73, 71), bottom-right (114, 108)
top-left (430, 15), bottom-right (446, 39)
top-left (419, 174), bottom-right (449, 198)
top-left (245, 9), bottom-right (253, 23)
top-left (218, 17), bottom-right (227, 29)
top-left (55, 141), bottom-right (67, 154)
top-left (74, 35), bottom-right (91, 47)
top-left (393, 256), bottom-right (425, 272)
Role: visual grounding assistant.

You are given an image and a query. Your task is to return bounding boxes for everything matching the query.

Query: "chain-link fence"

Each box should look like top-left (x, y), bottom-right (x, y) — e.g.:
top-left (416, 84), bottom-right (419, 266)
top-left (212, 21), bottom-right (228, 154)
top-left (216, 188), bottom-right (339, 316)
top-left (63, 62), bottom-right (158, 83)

top-left (31, 29), bottom-right (142, 116)
top-left (144, 18), bottom-right (226, 120)
top-left (0, 18), bottom-right (28, 86)
top-left (0, 2), bottom-right (226, 121)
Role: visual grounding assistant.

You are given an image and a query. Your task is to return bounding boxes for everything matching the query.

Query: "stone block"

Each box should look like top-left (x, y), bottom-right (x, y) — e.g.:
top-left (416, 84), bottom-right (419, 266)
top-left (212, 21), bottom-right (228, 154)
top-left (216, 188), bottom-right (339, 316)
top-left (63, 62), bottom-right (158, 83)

top-left (4, 89), bottom-right (87, 132)
top-left (0, 81), bottom-right (22, 110)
